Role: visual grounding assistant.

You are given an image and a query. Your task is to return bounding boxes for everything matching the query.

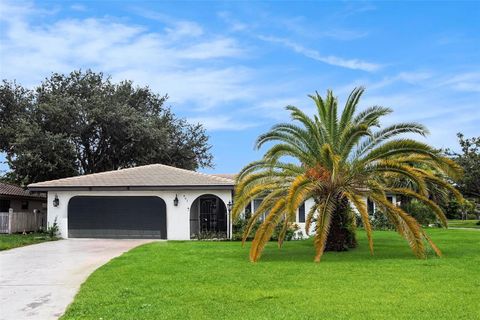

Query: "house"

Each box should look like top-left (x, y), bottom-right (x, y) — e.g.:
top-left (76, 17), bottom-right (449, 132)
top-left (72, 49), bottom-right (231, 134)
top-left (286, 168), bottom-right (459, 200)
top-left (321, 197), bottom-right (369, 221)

top-left (0, 182), bottom-right (47, 233)
top-left (0, 182), bottom-right (46, 214)
top-left (27, 164), bottom-right (398, 240)
top-left (28, 164), bottom-right (235, 240)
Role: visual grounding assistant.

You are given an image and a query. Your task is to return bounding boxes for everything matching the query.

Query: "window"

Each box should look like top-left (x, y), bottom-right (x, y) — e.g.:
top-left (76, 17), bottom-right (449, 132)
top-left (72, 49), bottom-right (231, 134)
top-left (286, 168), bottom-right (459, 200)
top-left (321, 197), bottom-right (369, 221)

top-left (387, 196), bottom-right (393, 204)
top-left (298, 203), bottom-right (306, 223)
top-left (244, 202), bottom-right (252, 219)
top-left (253, 199), bottom-right (268, 221)
top-left (367, 198), bottom-right (375, 216)
top-left (21, 200), bottom-right (29, 210)
top-left (253, 199), bottom-right (265, 221)
top-left (0, 199), bottom-right (10, 212)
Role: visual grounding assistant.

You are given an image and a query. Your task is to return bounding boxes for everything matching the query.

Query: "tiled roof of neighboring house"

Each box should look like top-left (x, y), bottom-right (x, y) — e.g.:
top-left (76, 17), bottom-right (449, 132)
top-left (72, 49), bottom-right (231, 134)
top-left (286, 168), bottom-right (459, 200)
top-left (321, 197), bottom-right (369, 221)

top-left (0, 182), bottom-right (46, 199)
top-left (28, 164), bottom-right (235, 190)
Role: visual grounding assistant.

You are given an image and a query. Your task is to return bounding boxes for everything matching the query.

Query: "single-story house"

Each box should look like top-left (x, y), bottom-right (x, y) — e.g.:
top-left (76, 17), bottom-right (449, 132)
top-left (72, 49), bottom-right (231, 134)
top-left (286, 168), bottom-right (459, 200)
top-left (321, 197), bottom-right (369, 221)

top-left (27, 164), bottom-right (397, 240)
top-left (28, 164), bottom-right (236, 240)
top-left (1, 182), bottom-right (46, 213)
top-left (1, 182), bottom-right (47, 233)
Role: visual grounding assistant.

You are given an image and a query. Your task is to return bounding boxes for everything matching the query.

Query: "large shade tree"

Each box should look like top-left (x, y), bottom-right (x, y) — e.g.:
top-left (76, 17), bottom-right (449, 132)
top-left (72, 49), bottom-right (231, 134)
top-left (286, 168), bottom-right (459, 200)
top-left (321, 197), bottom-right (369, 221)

top-left (0, 70), bottom-right (213, 185)
top-left (232, 87), bottom-right (463, 262)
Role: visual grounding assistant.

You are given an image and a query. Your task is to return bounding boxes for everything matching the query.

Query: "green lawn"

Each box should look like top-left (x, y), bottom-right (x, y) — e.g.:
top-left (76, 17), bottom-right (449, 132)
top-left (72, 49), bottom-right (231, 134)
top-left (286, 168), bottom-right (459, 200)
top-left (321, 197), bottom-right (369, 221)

top-left (448, 219), bottom-right (480, 229)
top-left (0, 233), bottom-right (57, 251)
top-left (62, 229), bottom-right (480, 320)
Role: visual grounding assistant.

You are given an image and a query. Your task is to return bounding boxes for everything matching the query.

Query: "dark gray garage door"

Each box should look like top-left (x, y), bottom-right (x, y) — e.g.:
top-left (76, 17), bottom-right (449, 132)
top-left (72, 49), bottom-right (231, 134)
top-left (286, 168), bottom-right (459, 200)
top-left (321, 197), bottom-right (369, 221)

top-left (68, 196), bottom-right (167, 239)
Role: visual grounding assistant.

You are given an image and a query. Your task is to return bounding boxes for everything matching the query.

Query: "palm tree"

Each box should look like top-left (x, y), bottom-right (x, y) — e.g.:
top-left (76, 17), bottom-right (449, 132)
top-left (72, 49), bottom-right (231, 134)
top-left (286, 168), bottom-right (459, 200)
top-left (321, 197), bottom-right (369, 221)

top-left (232, 87), bottom-right (463, 262)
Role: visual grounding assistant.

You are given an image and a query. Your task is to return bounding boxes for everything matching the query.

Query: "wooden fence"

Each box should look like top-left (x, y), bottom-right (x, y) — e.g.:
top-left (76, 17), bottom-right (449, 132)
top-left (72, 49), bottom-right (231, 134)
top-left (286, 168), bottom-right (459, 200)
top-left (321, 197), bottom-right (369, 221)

top-left (0, 210), bottom-right (47, 234)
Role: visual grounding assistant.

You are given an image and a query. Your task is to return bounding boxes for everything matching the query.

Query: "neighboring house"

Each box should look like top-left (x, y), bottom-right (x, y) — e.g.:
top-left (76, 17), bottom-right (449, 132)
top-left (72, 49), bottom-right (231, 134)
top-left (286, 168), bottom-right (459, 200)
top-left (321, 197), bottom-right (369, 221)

top-left (27, 164), bottom-right (398, 240)
top-left (0, 182), bottom-right (46, 213)
top-left (0, 182), bottom-right (47, 233)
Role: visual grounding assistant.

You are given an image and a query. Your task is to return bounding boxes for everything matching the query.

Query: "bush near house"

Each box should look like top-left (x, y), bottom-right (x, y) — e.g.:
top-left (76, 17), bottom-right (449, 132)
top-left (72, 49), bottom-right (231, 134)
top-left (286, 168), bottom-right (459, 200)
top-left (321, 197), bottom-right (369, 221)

top-left (401, 200), bottom-right (437, 226)
top-left (232, 219), bottom-right (299, 242)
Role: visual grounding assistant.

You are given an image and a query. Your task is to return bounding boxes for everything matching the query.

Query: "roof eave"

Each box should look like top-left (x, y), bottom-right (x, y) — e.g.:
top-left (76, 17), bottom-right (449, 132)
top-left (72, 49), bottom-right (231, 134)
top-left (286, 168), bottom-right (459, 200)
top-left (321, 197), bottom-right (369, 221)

top-left (28, 184), bottom-right (235, 192)
top-left (0, 194), bottom-right (46, 201)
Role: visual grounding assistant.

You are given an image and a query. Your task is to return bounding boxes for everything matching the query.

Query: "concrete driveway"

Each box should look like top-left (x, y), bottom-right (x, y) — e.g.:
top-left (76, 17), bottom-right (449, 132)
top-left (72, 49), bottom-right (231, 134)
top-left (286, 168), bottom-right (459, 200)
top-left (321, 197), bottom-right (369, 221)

top-left (0, 239), bottom-right (154, 320)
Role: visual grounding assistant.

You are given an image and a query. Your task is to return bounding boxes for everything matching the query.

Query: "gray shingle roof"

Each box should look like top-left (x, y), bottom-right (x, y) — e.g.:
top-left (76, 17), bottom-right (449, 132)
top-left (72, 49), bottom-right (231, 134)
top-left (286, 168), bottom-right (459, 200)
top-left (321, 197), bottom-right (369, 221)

top-left (0, 182), bottom-right (46, 199)
top-left (27, 164), bottom-right (235, 190)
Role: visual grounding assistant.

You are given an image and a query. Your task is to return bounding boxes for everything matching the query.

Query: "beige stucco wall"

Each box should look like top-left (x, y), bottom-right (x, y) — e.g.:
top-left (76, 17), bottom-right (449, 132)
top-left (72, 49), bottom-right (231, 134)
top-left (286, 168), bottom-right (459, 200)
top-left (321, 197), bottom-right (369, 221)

top-left (0, 197), bottom-right (46, 213)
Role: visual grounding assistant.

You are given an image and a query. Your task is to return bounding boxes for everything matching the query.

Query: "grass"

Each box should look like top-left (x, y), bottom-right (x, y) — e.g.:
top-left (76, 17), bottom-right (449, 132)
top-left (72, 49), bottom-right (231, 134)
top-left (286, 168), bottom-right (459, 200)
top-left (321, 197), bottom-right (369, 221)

top-left (62, 229), bottom-right (480, 320)
top-left (0, 232), bottom-right (57, 251)
top-left (448, 219), bottom-right (480, 229)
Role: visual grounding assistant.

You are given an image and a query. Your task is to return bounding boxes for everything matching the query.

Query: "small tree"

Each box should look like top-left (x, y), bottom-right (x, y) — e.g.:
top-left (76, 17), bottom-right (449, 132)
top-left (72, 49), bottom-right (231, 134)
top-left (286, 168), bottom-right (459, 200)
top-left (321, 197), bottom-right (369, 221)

top-left (233, 87), bottom-right (463, 262)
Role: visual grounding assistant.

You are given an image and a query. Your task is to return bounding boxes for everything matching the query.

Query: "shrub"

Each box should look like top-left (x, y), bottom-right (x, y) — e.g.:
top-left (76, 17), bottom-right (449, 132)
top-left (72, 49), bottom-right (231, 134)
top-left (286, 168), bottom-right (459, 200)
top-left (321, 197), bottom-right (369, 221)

top-left (232, 219), bottom-right (260, 241)
top-left (401, 200), bottom-right (436, 226)
top-left (356, 201), bottom-right (436, 230)
top-left (232, 218), bottom-right (299, 242)
top-left (356, 212), bottom-right (395, 231)
top-left (46, 217), bottom-right (59, 239)
top-left (193, 231), bottom-right (227, 240)
top-left (371, 213), bottom-right (396, 230)
top-left (272, 222), bottom-right (300, 241)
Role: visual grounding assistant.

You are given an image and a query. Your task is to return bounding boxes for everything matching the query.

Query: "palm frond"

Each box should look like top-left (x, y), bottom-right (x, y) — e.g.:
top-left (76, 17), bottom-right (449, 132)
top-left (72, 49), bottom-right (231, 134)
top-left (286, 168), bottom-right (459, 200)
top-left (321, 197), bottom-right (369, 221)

top-left (314, 194), bottom-right (336, 262)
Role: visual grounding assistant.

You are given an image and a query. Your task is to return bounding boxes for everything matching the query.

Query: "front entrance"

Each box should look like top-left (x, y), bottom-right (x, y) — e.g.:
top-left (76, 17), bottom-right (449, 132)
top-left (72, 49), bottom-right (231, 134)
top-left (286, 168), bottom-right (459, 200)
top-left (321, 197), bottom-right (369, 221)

top-left (190, 195), bottom-right (227, 239)
top-left (200, 197), bottom-right (220, 232)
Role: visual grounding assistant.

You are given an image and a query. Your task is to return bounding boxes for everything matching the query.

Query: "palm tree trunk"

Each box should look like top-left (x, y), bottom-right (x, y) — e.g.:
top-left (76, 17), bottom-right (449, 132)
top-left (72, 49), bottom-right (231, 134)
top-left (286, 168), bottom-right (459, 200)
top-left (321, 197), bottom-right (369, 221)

top-left (325, 197), bottom-right (357, 251)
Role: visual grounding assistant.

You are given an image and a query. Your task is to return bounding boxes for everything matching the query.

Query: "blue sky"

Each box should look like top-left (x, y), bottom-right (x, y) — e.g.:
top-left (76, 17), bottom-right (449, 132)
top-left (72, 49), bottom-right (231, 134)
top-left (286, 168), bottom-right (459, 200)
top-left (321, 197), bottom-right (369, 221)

top-left (1, 1), bottom-right (479, 175)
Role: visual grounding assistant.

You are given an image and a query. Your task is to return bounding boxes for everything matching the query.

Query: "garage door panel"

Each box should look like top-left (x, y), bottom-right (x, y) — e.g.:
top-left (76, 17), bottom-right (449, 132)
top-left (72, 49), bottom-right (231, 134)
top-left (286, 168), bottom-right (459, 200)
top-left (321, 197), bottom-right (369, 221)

top-left (68, 196), bottom-right (167, 239)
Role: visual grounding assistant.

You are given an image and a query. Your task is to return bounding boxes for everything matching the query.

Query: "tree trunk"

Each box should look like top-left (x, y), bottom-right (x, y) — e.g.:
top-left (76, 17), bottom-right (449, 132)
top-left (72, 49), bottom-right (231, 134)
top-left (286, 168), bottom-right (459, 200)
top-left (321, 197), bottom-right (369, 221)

top-left (325, 197), bottom-right (357, 251)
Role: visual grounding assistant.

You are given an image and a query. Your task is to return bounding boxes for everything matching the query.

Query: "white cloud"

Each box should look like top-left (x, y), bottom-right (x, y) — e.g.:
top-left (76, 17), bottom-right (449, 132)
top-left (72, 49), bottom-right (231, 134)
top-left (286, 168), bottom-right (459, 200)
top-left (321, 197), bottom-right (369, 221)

top-left (1, 0), bottom-right (478, 143)
top-left (217, 11), bottom-right (250, 32)
top-left (113, 66), bottom-right (255, 110)
top-left (440, 72), bottom-right (480, 93)
top-left (317, 29), bottom-right (369, 41)
top-left (131, 7), bottom-right (204, 38)
top-left (258, 35), bottom-right (381, 72)
top-left (0, 2), bottom-right (252, 113)
top-left (70, 4), bottom-right (86, 12)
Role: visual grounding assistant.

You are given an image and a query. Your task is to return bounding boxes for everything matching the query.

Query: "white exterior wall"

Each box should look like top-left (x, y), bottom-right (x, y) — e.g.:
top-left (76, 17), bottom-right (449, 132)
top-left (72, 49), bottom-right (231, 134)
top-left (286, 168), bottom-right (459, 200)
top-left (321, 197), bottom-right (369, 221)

top-left (47, 189), bottom-right (232, 240)
top-left (294, 198), bottom-right (316, 237)
top-left (293, 195), bottom-right (398, 237)
top-left (367, 194), bottom-right (398, 217)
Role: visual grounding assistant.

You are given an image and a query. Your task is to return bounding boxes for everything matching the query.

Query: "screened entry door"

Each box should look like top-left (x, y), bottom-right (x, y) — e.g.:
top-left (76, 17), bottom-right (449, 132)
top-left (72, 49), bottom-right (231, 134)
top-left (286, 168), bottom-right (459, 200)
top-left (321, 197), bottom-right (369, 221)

top-left (199, 197), bottom-right (218, 232)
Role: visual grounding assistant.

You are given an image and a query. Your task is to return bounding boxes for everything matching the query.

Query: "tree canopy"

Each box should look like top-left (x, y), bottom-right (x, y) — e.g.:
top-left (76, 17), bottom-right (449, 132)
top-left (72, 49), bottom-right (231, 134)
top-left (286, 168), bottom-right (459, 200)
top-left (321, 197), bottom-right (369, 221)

top-left (0, 70), bottom-right (213, 185)
top-left (446, 133), bottom-right (480, 200)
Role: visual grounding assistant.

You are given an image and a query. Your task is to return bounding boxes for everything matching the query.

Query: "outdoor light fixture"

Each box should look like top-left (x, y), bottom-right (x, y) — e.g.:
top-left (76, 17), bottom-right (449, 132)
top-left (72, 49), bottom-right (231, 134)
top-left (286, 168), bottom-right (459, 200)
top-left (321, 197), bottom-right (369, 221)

top-left (227, 200), bottom-right (233, 213)
top-left (173, 194), bottom-right (179, 206)
top-left (53, 194), bottom-right (60, 207)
